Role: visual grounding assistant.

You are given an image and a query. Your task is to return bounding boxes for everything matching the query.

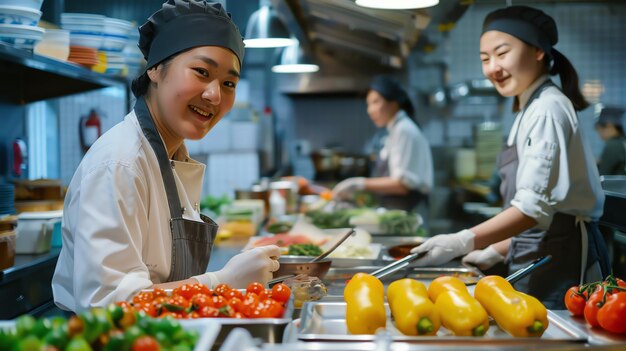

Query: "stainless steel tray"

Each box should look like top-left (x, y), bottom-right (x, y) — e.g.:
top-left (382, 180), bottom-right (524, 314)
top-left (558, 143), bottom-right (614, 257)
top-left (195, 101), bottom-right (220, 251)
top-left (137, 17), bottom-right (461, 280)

top-left (295, 302), bottom-right (587, 344)
top-left (322, 266), bottom-right (483, 296)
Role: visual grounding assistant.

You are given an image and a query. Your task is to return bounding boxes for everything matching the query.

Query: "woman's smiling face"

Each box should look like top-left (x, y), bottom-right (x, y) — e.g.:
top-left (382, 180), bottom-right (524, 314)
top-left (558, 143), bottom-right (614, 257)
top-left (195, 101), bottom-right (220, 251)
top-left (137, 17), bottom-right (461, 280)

top-left (480, 30), bottom-right (545, 98)
top-left (148, 46), bottom-right (240, 141)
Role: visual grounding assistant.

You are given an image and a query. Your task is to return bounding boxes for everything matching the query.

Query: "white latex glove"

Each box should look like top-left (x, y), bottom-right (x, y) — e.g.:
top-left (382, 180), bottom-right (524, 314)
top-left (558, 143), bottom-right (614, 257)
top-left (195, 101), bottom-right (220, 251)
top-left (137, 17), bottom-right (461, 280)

top-left (194, 245), bottom-right (281, 288)
top-left (331, 177), bottom-right (366, 200)
top-left (410, 229), bottom-right (475, 267)
top-left (462, 245), bottom-right (505, 270)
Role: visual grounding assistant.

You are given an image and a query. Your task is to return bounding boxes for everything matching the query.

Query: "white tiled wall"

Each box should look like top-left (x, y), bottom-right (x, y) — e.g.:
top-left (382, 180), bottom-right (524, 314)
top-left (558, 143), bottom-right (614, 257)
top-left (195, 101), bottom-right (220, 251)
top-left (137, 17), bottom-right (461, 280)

top-left (192, 152), bottom-right (259, 198)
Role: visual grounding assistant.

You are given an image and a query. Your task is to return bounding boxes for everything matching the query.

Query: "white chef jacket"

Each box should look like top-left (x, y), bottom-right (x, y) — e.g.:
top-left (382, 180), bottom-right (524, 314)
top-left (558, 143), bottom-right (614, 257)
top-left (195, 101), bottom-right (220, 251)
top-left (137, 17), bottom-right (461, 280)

top-left (509, 75), bottom-right (604, 230)
top-left (52, 110), bottom-right (206, 312)
top-left (379, 110), bottom-right (434, 194)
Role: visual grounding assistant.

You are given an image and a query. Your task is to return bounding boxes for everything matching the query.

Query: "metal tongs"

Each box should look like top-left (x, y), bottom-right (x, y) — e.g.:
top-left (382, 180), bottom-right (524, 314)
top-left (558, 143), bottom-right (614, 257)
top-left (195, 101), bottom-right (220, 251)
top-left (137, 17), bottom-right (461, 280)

top-left (370, 251), bottom-right (427, 279)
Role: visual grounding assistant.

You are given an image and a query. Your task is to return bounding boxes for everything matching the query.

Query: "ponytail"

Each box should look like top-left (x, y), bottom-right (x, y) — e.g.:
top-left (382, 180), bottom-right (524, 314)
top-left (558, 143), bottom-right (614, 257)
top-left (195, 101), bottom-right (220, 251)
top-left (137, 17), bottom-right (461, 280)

top-left (550, 49), bottom-right (589, 111)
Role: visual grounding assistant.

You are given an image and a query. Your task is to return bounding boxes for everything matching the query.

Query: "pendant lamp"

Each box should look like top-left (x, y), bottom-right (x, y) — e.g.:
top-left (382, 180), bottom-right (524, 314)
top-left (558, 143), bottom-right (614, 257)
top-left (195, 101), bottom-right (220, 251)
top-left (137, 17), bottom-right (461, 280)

top-left (244, 0), bottom-right (297, 48)
top-left (355, 0), bottom-right (439, 10)
top-left (271, 42), bottom-right (319, 73)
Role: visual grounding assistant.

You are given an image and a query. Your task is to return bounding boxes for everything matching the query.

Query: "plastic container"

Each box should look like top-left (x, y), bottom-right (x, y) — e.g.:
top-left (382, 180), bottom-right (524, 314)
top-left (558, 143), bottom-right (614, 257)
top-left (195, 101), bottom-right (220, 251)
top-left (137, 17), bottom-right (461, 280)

top-left (16, 210), bottom-right (62, 254)
top-left (269, 189), bottom-right (286, 219)
top-left (0, 230), bottom-right (16, 269)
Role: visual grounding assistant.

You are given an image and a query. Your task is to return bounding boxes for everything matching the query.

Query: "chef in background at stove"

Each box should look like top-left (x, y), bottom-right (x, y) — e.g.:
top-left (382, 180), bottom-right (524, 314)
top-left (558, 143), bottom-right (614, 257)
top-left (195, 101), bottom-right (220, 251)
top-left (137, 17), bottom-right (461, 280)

top-left (410, 5), bottom-right (610, 309)
top-left (595, 105), bottom-right (626, 175)
top-left (331, 75), bottom-right (433, 215)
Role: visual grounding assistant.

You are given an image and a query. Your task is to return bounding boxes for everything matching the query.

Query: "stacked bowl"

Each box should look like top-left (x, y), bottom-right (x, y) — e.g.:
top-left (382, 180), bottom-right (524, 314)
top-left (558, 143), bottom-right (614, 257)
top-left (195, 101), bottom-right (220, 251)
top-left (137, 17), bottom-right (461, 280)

top-left (0, 0), bottom-right (44, 50)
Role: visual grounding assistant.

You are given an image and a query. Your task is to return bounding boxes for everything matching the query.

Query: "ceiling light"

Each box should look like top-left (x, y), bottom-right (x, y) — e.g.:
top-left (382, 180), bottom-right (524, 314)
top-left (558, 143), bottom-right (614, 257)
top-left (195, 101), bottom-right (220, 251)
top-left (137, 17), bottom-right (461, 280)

top-left (355, 0), bottom-right (439, 10)
top-left (272, 42), bottom-right (319, 73)
top-left (244, 2), bottom-right (297, 48)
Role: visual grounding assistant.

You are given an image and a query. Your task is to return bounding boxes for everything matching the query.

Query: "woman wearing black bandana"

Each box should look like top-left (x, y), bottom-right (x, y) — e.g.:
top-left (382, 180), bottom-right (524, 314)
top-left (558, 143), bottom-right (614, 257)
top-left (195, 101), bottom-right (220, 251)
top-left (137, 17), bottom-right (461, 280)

top-left (409, 6), bottom-right (609, 308)
top-left (332, 75), bottom-right (434, 214)
top-left (53, 0), bottom-right (281, 312)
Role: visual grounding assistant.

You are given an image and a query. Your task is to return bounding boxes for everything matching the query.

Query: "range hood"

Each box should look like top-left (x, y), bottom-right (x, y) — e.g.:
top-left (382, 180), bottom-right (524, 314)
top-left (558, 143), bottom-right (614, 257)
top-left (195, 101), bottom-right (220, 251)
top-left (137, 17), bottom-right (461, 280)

top-left (273, 0), bottom-right (471, 94)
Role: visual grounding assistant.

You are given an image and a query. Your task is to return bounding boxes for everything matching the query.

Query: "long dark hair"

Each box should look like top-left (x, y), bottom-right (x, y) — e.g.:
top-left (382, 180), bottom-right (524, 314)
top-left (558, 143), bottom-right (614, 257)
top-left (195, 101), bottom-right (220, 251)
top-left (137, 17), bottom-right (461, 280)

top-left (549, 49), bottom-right (589, 111)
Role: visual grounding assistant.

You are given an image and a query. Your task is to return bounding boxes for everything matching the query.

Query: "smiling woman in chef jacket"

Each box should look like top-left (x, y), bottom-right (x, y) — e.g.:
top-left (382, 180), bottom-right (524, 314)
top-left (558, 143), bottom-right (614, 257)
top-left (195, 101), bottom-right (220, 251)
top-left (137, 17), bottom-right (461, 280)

top-left (52, 0), bottom-right (281, 312)
top-left (410, 6), bottom-right (610, 309)
top-left (332, 76), bottom-right (434, 213)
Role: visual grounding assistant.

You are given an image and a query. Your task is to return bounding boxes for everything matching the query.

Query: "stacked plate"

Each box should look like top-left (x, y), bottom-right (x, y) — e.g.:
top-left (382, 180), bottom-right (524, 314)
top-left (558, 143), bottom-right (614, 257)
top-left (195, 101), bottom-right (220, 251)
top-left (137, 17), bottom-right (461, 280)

top-left (104, 51), bottom-right (127, 75)
top-left (68, 45), bottom-right (98, 68)
top-left (61, 13), bottom-right (105, 50)
top-left (0, 183), bottom-right (16, 215)
top-left (0, 1), bottom-right (44, 50)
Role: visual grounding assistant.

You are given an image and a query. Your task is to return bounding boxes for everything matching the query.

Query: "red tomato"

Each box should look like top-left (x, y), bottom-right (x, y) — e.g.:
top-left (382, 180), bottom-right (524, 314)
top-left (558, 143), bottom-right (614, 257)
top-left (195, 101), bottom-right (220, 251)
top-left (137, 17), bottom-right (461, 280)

top-left (258, 289), bottom-right (271, 301)
top-left (135, 301), bottom-right (158, 318)
top-left (132, 335), bottom-right (161, 351)
top-left (214, 283), bottom-right (232, 296)
top-left (133, 291), bottom-right (154, 304)
top-left (597, 292), bottom-right (626, 334)
top-left (584, 289), bottom-right (605, 327)
top-left (227, 297), bottom-right (244, 313)
top-left (188, 311), bottom-right (201, 319)
top-left (564, 286), bottom-right (586, 317)
top-left (246, 282), bottom-right (265, 296)
top-left (172, 284), bottom-right (197, 301)
top-left (211, 295), bottom-right (228, 309)
top-left (198, 306), bottom-right (220, 318)
top-left (218, 305), bottom-right (235, 317)
top-left (271, 283), bottom-right (291, 304)
top-left (262, 299), bottom-right (285, 318)
top-left (191, 294), bottom-right (213, 310)
top-left (234, 312), bottom-right (244, 319)
top-left (153, 288), bottom-right (168, 298)
top-left (225, 289), bottom-right (243, 300)
top-left (616, 278), bottom-right (626, 289)
top-left (241, 293), bottom-right (260, 317)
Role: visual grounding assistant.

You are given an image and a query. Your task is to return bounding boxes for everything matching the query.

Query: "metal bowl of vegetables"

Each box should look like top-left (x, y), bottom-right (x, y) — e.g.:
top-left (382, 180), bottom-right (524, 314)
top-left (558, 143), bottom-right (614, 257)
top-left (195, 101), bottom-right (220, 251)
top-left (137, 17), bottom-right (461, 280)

top-left (274, 256), bottom-right (332, 280)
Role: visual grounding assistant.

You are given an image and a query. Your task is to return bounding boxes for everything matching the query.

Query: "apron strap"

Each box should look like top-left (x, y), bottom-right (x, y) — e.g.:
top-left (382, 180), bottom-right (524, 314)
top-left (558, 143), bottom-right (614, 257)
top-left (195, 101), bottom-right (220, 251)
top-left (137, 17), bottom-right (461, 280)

top-left (575, 216), bottom-right (589, 285)
top-left (133, 98), bottom-right (183, 219)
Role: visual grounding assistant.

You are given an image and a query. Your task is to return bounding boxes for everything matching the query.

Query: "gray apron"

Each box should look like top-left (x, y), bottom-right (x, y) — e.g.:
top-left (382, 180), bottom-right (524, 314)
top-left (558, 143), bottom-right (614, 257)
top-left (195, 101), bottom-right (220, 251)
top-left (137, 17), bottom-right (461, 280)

top-left (500, 80), bottom-right (610, 309)
top-left (135, 98), bottom-right (218, 282)
top-left (373, 156), bottom-right (427, 212)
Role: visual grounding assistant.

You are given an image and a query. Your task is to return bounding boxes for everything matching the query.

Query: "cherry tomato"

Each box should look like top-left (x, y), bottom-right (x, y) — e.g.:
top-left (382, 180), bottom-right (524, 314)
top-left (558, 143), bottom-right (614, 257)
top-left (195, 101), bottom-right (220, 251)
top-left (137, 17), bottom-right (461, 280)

top-left (616, 278), bottom-right (626, 289)
top-left (564, 286), bottom-right (586, 317)
top-left (584, 289), bottom-right (605, 327)
top-left (131, 335), bottom-right (160, 351)
top-left (271, 283), bottom-right (291, 304)
top-left (214, 283), bottom-right (232, 296)
top-left (218, 305), bottom-right (235, 317)
top-left (135, 302), bottom-right (157, 318)
top-left (227, 297), bottom-right (244, 313)
top-left (597, 292), bottom-right (626, 334)
top-left (234, 312), bottom-right (244, 319)
top-left (191, 294), bottom-right (213, 310)
top-left (211, 295), bottom-right (227, 309)
top-left (241, 293), bottom-right (260, 317)
top-left (172, 284), bottom-right (196, 301)
top-left (198, 306), bottom-right (219, 318)
top-left (152, 288), bottom-right (168, 299)
top-left (262, 299), bottom-right (284, 318)
top-left (257, 289), bottom-right (271, 301)
top-left (246, 282), bottom-right (265, 296)
top-left (225, 289), bottom-right (243, 300)
top-left (133, 292), bottom-right (154, 304)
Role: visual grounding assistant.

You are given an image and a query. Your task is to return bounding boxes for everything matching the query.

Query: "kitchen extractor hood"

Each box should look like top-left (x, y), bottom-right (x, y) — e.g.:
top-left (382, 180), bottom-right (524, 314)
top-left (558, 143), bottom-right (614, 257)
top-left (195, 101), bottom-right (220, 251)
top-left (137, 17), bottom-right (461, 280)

top-left (272, 0), bottom-right (471, 93)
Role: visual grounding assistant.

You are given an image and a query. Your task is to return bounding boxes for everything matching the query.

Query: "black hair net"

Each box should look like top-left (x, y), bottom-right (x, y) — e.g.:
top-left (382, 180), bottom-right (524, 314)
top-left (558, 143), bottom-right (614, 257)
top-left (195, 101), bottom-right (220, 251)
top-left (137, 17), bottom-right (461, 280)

top-left (369, 75), bottom-right (414, 117)
top-left (138, 0), bottom-right (244, 69)
top-left (482, 6), bottom-right (557, 62)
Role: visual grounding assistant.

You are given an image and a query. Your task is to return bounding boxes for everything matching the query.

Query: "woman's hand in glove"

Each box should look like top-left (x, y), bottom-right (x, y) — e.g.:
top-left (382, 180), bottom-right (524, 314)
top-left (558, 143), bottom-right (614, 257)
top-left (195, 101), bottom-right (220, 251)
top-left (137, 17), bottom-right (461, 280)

top-left (331, 177), bottom-right (366, 200)
top-left (195, 245), bottom-right (281, 288)
top-left (462, 245), bottom-right (506, 270)
top-left (410, 229), bottom-right (475, 267)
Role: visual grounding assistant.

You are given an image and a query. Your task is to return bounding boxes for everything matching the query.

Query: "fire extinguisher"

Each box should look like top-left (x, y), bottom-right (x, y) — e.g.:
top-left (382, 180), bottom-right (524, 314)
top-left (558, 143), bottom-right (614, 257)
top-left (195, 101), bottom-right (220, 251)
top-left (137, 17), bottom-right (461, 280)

top-left (79, 109), bottom-right (102, 152)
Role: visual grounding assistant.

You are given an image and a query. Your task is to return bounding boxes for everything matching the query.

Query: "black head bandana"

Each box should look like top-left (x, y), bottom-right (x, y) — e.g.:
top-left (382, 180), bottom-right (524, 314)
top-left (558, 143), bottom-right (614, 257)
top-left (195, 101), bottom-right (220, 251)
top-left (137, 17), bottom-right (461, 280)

top-left (482, 6), bottom-right (557, 63)
top-left (138, 0), bottom-right (244, 70)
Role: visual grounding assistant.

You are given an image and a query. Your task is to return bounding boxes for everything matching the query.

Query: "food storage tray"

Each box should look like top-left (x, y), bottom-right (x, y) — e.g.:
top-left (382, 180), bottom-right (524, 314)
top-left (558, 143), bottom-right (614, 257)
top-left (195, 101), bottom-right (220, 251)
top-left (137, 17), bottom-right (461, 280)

top-left (0, 318), bottom-right (220, 351)
top-left (293, 302), bottom-right (587, 344)
top-left (322, 266), bottom-right (483, 296)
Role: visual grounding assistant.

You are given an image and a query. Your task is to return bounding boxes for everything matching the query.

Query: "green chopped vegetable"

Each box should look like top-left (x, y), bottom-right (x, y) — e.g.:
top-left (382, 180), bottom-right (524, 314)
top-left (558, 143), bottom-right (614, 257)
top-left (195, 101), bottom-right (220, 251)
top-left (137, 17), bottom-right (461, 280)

top-left (379, 210), bottom-right (418, 235)
top-left (267, 221), bottom-right (293, 234)
top-left (288, 243), bottom-right (323, 256)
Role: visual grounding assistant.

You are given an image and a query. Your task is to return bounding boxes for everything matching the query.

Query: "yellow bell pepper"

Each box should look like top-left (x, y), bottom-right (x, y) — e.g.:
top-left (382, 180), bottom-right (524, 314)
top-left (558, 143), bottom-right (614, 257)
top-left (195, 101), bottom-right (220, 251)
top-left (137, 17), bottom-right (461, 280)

top-left (474, 275), bottom-right (548, 337)
top-left (344, 273), bottom-right (386, 334)
top-left (427, 275), bottom-right (467, 302)
top-left (387, 279), bottom-right (440, 336)
top-left (428, 276), bottom-right (489, 336)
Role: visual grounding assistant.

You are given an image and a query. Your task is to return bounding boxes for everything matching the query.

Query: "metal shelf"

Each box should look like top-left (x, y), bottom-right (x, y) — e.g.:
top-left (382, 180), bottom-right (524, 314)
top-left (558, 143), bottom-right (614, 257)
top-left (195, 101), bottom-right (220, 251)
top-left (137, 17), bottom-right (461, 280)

top-left (0, 43), bottom-right (125, 104)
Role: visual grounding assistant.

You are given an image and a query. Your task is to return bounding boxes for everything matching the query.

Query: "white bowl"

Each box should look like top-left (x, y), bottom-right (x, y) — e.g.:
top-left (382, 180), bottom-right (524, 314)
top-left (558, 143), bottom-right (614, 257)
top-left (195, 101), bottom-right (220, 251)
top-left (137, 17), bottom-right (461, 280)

top-left (69, 33), bottom-right (103, 49)
top-left (61, 12), bottom-right (106, 22)
top-left (0, 0), bottom-right (43, 11)
top-left (0, 5), bottom-right (42, 26)
top-left (0, 23), bottom-right (43, 49)
top-left (101, 35), bottom-right (127, 51)
top-left (103, 17), bottom-right (133, 36)
top-left (61, 23), bottom-right (104, 35)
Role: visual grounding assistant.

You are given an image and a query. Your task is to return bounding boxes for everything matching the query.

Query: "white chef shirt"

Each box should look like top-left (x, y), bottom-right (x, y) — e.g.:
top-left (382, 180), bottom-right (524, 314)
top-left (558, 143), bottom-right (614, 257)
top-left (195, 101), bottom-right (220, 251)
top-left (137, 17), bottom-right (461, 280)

top-left (52, 110), bottom-right (207, 312)
top-left (379, 110), bottom-right (434, 194)
top-left (509, 75), bottom-right (604, 230)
